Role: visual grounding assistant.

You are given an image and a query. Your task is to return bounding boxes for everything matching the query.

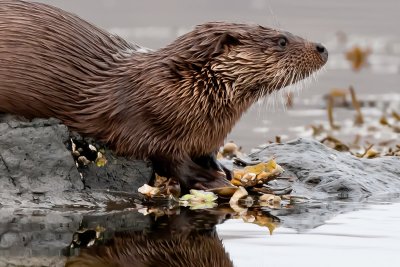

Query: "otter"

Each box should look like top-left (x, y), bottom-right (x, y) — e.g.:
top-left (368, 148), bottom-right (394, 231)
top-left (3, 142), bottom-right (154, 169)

top-left (0, 0), bottom-right (328, 190)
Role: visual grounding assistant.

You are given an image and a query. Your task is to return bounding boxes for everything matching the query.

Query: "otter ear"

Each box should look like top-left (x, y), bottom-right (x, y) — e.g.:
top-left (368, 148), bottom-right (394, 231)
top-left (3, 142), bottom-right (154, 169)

top-left (163, 32), bottom-right (241, 75)
top-left (208, 32), bottom-right (241, 57)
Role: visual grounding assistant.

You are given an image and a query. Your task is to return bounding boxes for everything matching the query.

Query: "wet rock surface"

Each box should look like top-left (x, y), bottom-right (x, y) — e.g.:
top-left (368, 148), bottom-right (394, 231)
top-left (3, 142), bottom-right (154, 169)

top-left (251, 138), bottom-right (400, 199)
top-left (0, 209), bottom-right (79, 267)
top-left (0, 115), bottom-right (152, 208)
top-left (0, 208), bottom-right (153, 267)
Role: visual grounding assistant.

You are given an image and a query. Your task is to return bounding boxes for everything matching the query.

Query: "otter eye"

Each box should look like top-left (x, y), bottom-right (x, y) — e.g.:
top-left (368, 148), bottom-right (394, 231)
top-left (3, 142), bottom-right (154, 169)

top-left (278, 37), bottom-right (287, 48)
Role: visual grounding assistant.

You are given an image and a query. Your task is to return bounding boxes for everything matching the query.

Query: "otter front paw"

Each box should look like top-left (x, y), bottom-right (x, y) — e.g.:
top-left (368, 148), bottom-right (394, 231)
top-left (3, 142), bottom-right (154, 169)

top-left (150, 154), bottom-right (234, 192)
top-left (187, 153), bottom-right (234, 190)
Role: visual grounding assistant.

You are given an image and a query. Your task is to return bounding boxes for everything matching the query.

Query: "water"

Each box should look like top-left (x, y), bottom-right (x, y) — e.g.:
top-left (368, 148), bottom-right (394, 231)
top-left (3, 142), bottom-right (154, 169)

top-left (219, 200), bottom-right (400, 267)
top-left (3, 197), bottom-right (399, 266)
top-left (2, 0), bottom-right (400, 266)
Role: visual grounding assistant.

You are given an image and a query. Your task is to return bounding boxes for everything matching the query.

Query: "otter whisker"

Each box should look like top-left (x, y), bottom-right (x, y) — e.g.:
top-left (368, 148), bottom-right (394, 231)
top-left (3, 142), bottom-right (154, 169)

top-left (266, 1), bottom-right (281, 28)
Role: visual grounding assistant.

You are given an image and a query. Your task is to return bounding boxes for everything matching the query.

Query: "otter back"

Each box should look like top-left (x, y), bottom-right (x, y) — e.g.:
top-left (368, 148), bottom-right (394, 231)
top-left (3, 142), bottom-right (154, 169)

top-left (0, 0), bottom-right (135, 122)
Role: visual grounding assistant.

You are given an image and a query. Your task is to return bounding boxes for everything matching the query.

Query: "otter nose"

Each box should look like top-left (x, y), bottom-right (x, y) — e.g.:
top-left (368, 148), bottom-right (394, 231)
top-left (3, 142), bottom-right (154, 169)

top-left (315, 43), bottom-right (328, 61)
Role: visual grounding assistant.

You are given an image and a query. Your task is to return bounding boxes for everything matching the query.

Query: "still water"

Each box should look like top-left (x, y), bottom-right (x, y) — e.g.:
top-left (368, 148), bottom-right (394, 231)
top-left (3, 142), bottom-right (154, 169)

top-left (3, 197), bottom-right (399, 266)
top-left (219, 200), bottom-right (400, 267)
top-left (1, 0), bottom-right (400, 266)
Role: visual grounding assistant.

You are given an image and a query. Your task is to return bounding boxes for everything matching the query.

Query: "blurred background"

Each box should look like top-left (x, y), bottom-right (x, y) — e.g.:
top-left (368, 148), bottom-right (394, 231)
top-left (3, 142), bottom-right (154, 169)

top-left (33, 0), bottom-right (400, 151)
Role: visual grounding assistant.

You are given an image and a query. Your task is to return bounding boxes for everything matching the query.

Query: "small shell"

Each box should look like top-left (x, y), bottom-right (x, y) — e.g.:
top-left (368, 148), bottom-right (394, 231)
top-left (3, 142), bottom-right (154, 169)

top-left (87, 239), bottom-right (95, 247)
top-left (71, 139), bottom-right (76, 152)
top-left (96, 157), bottom-right (107, 167)
top-left (259, 194), bottom-right (275, 203)
top-left (78, 156), bottom-right (91, 165)
top-left (229, 186), bottom-right (248, 205)
top-left (242, 215), bottom-right (256, 223)
top-left (241, 196), bottom-right (254, 207)
top-left (364, 149), bottom-right (379, 158)
top-left (256, 171), bottom-right (269, 180)
top-left (272, 196), bottom-right (281, 204)
top-left (259, 194), bottom-right (281, 204)
top-left (243, 172), bottom-right (256, 181)
top-left (138, 208), bottom-right (149, 216)
top-left (89, 144), bottom-right (97, 152)
top-left (233, 169), bottom-right (246, 179)
top-left (138, 184), bottom-right (160, 197)
top-left (241, 177), bottom-right (249, 183)
top-left (222, 142), bottom-right (238, 155)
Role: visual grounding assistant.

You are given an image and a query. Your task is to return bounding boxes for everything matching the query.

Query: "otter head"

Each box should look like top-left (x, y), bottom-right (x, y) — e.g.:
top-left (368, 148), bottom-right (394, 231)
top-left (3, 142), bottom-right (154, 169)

top-left (162, 22), bottom-right (328, 103)
top-left (138, 22), bottom-right (328, 159)
top-left (126, 22), bottom-right (328, 160)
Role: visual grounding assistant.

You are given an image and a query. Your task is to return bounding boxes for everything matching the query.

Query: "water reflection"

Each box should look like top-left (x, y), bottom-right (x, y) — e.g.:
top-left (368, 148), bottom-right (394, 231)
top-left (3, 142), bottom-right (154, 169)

top-left (66, 232), bottom-right (233, 267)
top-left (63, 195), bottom-right (400, 267)
top-left (63, 204), bottom-right (283, 266)
top-left (65, 207), bottom-right (240, 267)
top-left (1, 196), bottom-right (399, 266)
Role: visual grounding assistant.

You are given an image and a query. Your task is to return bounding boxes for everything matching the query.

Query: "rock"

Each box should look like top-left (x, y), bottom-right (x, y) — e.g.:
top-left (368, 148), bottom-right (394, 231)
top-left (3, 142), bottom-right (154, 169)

top-left (2, 114), bottom-right (399, 205)
top-left (79, 148), bottom-right (151, 192)
top-left (0, 115), bottom-right (152, 208)
top-left (251, 138), bottom-right (400, 199)
top-left (0, 208), bottom-right (81, 267)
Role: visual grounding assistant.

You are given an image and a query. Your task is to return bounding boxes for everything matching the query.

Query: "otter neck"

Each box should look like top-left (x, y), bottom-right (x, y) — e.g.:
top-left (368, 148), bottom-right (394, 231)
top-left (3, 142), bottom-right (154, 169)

top-left (137, 56), bottom-right (258, 157)
top-left (75, 52), bottom-right (257, 158)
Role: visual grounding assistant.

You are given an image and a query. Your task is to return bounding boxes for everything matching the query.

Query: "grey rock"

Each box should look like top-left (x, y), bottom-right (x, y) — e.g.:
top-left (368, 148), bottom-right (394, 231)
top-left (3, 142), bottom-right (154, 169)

top-left (80, 151), bottom-right (151, 192)
top-left (0, 115), bottom-right (152, 208)
top-left (251, 138), bottom-right (400, 199)
top-left (2, 115), bottom-right (399, 205)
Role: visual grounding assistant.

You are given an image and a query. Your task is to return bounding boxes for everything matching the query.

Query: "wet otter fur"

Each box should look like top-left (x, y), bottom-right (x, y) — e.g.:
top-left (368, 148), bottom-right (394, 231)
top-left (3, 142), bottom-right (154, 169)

top-left (0, 0), bottom-right (328, 190)
top-left (65, 232), bottom-right (233, 267)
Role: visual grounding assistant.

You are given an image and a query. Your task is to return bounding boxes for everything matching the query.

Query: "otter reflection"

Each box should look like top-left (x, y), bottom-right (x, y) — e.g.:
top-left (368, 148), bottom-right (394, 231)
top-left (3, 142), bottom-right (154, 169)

top-left (66, 208), bottom-right (233, 267)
